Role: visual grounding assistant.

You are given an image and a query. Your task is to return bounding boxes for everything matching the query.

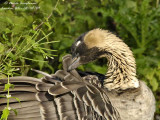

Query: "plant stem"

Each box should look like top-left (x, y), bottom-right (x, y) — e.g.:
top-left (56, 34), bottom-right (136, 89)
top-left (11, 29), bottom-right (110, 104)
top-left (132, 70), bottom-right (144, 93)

top-left (156, 0), bottom-right (159, 8)
top-left (23, 31), bottom-right (53, 54)
top-left (21, 57), bottom-right (47, 62)
top-left (7, 75), bottom-right (10, 109)
top-left (34, 0), bottom-right (60, 30)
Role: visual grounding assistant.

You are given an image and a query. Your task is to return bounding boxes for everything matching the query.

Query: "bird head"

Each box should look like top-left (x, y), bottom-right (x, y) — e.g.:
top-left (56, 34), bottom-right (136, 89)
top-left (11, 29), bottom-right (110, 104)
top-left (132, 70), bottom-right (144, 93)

top-left (68, 28), bottom-right (139, 90)
top-left (68, 28), bottom-right (108, 71)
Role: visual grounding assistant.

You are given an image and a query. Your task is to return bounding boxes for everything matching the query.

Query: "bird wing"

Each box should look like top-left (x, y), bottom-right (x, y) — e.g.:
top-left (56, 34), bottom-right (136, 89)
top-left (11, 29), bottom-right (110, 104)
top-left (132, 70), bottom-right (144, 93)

top-left (0, 55), bottom-right (120, 120)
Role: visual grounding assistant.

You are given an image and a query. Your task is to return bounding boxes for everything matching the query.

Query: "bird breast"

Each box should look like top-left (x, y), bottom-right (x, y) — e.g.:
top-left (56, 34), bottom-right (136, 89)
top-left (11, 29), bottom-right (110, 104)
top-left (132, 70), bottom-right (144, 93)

top-left (106, 81), bottom-right (155, 120)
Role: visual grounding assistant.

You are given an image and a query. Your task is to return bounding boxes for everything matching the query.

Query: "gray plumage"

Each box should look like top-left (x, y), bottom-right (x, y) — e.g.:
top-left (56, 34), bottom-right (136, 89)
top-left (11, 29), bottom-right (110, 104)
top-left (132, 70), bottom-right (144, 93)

top-left (0, 29), bottom-right (155, 120)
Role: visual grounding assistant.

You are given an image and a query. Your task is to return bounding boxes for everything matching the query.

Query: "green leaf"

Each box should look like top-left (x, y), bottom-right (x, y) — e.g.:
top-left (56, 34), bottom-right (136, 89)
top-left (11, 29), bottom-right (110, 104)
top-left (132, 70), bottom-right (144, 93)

top-left (2, 34), bottom-right (8, 41)
top-left (11, 109), bottom-right (18, 116)
top-left (133, 48), bottom-right (146, 55)
top-left (39, 1), bottom-right (54, 15)
top-left (125, 0), bottom-right (137, 10)
top-left (0, 95), bottom-right (6, 98)
top-left (149, 77), bottom-right (158, 91)
top-left (0, 43), bottom-right (5, 53)
top-left (44, 21), bottom-right (52, 30)
top-left (4, 84), bottom-right (11, 91)
top-left (11, 97), bottom-right (21, 103)
top-left (0, 108), bottom-right (10, 120)
top-left (4, 83), bottom-right (14, 91)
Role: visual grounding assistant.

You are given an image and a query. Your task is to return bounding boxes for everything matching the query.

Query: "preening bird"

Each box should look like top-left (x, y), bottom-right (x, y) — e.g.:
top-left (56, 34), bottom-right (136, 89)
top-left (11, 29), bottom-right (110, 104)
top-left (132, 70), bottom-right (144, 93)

top-left (0, 29), bottom-right (155, 120)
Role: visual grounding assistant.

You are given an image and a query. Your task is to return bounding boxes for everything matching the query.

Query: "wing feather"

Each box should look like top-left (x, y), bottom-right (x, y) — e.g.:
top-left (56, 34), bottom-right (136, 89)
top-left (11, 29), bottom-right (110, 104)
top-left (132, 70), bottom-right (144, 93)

top-left (0, 54), bottom-right (121, 120)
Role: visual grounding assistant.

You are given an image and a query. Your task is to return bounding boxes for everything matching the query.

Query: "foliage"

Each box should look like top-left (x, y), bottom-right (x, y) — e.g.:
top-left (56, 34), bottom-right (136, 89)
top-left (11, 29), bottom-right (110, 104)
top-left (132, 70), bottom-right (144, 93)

top-left (0, 0), bottom-right (59, 119)
top-left (0, 0), bottom-right (160, 119)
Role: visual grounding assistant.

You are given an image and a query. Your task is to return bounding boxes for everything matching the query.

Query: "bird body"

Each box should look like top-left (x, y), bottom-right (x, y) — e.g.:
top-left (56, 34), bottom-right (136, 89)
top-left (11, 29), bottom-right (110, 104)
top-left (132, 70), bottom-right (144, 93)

top-left (69, 28), bottom-right (155, 119)
top-left (106, 81), bottom-right (155, 120)
top-left (0, 28), bottom-right (155, 120)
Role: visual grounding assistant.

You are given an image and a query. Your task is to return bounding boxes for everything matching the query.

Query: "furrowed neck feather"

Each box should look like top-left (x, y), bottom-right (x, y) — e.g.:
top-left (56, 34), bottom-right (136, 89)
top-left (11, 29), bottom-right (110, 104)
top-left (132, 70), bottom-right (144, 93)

top-left (83, 29), bottom-right (139, 90)
top-left (102, 33), bottom-right (139, 91)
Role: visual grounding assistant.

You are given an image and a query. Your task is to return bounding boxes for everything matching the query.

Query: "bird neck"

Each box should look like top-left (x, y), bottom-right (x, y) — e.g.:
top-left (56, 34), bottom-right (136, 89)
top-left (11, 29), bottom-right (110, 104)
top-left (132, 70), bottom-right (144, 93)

top-left (103, 50), bottom-right (139, 91)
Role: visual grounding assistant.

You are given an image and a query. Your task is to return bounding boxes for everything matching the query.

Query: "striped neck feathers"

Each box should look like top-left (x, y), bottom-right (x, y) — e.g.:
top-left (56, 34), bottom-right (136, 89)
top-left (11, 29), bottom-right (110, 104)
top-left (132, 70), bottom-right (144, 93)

top-left (102, 33), bottom-right (139, 91)
top-left (83, 29), bottom-right (139, 91)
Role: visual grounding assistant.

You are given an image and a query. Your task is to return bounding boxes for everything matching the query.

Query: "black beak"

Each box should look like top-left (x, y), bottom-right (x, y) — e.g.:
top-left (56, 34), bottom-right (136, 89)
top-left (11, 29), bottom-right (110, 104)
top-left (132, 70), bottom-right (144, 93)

top-left (68, 55), bottom-right (81, 71)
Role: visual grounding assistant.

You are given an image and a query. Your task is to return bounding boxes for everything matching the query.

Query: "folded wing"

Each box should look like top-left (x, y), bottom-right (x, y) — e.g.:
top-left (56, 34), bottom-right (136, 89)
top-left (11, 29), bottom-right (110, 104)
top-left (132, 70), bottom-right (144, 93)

top-left (0, 55), bottom-right (120, 120)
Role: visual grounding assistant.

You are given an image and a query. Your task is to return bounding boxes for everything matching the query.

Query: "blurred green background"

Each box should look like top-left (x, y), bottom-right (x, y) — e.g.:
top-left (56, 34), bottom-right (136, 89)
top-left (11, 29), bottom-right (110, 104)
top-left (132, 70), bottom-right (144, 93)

top-left (0, 0), bottom-right (160, 118)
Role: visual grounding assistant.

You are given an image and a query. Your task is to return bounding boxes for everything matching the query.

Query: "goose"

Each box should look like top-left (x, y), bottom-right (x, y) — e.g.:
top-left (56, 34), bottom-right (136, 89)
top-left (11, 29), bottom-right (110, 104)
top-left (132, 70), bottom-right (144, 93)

top-left (0, 28), bottom-right (155, 120)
